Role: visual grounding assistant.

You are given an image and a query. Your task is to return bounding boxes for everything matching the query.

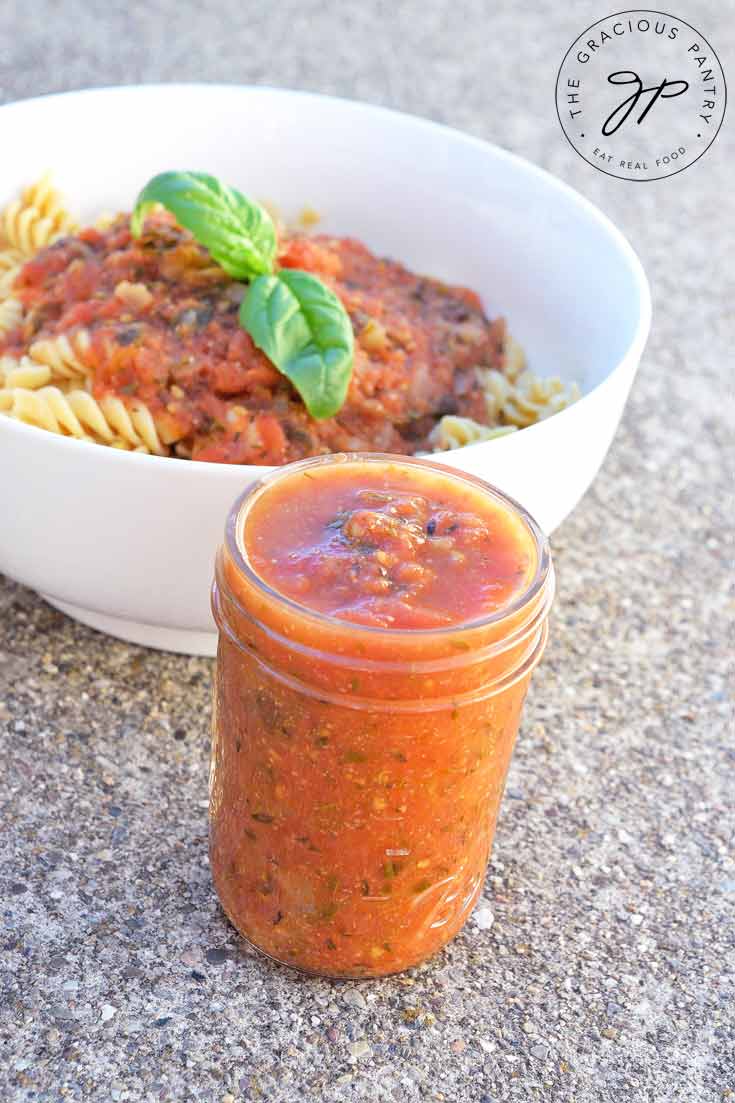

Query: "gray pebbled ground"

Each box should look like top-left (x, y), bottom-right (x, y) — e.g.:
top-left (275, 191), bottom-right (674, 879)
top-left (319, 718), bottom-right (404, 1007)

top-left (0, 2), bottom-right (733, 1101)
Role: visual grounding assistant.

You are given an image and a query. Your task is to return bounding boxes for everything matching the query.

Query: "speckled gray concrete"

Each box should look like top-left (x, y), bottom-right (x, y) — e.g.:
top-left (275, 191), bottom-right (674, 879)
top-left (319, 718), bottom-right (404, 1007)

top-left (1, 3), bottom-right (733, 1101)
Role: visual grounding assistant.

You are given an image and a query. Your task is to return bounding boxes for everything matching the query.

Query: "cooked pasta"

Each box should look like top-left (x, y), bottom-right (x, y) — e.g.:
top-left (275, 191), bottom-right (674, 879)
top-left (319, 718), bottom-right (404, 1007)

top-left (480, 365), bottom-right (581, 428)
top-left (0, 247), bottom-right (23, 274)
top-left (0, 298), bottom-right (23, 336)
top-left (429, 416), bottom-right (517, 450)
top-left (20, 174), bottom-right (75, 224)
top-left (0, 384), bottom-right (90, 438)
top-left (0, 355), bottom-right (52, 389)
top-left (1, 173), bottom-right (77, 256)
top-left (93, 212), bottom-right (118, 231)
top-left (0, 382), bottom-right (163, 454)
top-left (97, 394), bottom-right (168, 455)
top-left (0, 174), bottom-right (581, 461)
top-left (0, 248), bottom-right (23, 299)
top-left (29, 331), bottom-right (92, 381)
top-left (503, 334), bottom-right (527, 382)
top-left (0, 264), bottom-right (21, 299)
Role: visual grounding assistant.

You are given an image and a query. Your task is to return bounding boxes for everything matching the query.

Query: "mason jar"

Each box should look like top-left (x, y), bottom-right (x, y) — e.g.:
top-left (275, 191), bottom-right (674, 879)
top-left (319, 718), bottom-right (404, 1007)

top-left (210, 454), bottom-right (553, 978)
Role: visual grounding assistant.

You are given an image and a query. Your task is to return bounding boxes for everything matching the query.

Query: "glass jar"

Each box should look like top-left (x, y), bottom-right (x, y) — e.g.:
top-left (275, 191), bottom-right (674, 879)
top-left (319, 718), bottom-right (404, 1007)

top-left (210, 454), bottom-right (553, 978)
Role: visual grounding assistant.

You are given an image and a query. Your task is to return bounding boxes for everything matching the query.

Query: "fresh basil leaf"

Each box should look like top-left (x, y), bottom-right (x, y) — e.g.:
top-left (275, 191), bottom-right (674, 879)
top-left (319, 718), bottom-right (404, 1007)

top-left (240, 269), bottom-right (354, 420)
top-left (130, 171), bottom-right (277, 279)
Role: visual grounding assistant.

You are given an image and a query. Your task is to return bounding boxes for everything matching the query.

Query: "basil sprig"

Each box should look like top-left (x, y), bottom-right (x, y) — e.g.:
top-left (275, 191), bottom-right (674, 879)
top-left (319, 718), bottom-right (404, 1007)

top-left (131, 171), bottom-right (354, 419)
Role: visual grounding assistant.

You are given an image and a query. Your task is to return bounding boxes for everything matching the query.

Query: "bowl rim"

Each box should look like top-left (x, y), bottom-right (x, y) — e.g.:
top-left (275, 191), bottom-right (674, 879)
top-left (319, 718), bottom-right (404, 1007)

top-left (0, 81), bottom-right (652, 474)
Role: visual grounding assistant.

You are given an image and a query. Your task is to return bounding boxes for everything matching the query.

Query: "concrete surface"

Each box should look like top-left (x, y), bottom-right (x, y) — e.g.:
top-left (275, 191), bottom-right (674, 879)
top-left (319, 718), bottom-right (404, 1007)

top-left (0, 2), bottom-right (732, 1101)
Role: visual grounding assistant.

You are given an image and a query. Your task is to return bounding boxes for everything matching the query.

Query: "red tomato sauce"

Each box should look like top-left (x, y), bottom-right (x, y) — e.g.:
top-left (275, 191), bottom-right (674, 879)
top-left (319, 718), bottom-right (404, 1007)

top-left (244, 460), bottom-right (534, 629)
top-left (210, 457), bottom-right (552, 977)
top-left (4, 213), bottom-right (507, 463)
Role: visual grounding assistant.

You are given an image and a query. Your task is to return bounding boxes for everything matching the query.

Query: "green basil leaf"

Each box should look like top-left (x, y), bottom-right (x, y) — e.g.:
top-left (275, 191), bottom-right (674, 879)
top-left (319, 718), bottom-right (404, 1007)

top-left (130, 171), bottom-right (277, 279)
top-left (240, 269), bottom-right (354, 420)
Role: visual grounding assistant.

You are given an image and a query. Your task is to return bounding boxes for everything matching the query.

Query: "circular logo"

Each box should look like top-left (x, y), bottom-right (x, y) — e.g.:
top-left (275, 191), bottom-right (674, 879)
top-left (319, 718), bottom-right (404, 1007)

top-left (555, 10), bottom-right (727, 181)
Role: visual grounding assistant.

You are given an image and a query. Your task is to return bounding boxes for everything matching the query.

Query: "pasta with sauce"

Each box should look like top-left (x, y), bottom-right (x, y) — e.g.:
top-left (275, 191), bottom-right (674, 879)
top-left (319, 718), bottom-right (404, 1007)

top-left (0, 251), bottom-right (22, 299)
top-left (0, 175), bottom-right (580, 462)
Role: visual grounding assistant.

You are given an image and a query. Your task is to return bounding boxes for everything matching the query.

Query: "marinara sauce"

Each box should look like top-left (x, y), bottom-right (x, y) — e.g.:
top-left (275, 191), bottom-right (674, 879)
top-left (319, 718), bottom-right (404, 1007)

top-left (210, 455), bottom-right (553, 977)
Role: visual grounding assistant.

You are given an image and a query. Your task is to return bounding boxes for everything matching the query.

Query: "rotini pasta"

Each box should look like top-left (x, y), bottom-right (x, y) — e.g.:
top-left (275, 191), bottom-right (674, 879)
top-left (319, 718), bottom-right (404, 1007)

top-left (0, 383), bottom-right (166, 455)
top-left (429, 416), bottom-right (517, 451)
top-left (0, 298), bottom-right (22, 336)
top-left (430, 335), bottom-right (579, 447)
top-left (0, 385), bottom-right (90, 438)
top-left (0, 355), bottom-right (52, 389)
top-left (0, 263), bottom-right (21, 299)
top-left (0, 247), bottom-right (23, 274)
top-left (0, 247), bottom-right (23, 299)
top-left (93, 212), bottom-right (118, 231)
top-left (0, 248), bottom-right (22, 304)
top-left (29, 331), bottom-right (92, 381)
top-left (97, 395), bottom-right (168, 455)
top-left (503, 334), bottom-right (527, 382)
top-left (479, 366), bottom-right (581, 428)
top-left (1, 172), bottom-right (77, 256)
top-left (20, 174), bottom-right (73, 222)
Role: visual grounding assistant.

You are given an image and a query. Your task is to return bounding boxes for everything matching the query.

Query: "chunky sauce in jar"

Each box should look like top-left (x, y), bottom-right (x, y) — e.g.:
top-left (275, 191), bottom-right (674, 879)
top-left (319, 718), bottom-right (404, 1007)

top-left (245, 462), bottom-right (535, 629)
top-left (210, 455), bottom-right (552, 977)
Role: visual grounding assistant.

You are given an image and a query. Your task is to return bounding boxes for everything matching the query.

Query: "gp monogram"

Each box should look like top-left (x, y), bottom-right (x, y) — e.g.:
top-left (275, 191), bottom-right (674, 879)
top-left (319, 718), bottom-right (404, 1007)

top-left (555, 10), bottom-right (726, 181)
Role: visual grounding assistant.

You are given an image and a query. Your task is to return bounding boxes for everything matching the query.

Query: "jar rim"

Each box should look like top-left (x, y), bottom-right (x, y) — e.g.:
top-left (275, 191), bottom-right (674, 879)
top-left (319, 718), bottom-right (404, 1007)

top-left (225, 452), bottom-right (551, 643)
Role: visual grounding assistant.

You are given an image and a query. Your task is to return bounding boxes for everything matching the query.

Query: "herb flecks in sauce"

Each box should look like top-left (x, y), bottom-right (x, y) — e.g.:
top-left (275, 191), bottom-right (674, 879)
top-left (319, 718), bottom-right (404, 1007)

top-left (247, 466), bottom-right (533, 629)
top-left (131, 171), bottom-right (353, 419)
top-left (210, 459), bottom-right (544, 977)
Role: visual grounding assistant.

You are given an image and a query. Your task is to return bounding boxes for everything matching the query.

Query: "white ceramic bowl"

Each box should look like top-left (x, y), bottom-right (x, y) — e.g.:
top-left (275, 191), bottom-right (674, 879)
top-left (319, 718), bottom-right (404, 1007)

top-left (0, 84), bottom-right (650, 655)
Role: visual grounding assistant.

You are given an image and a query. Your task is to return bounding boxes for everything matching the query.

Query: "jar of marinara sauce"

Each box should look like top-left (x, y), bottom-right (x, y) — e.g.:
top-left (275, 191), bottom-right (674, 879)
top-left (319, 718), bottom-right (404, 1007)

top-left (210, 454), bottom-right (553, 978)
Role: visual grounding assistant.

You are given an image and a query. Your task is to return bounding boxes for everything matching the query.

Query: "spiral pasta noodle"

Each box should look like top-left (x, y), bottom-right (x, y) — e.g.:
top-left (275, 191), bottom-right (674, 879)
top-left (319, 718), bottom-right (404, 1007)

top-left (0, 248), bottom-right (23, 299)
top-left (0, 355), bottom-right (52, 389)
top-left (29, 331), bottom-right (92, 381)
top-left (0, 298), bottom-right (23, 336)
top-left (431, 337), bottom-right (580, 448)
top-left (0, 381), bottom-right (167, 455)
top-left (502, 334), bottom-right (527, 382)
top-left (429, 416), bottom-right (517, 451)
top-left (1, 172), bottom-right (77, 256)
top-left (0, 247), bottom-right (22, 274)
top-left (21, 174), bottom-right (76, 224)
top-left (97, 394), bottom-right (168, 455)
top-left (0, 264), bottom-right (21, 299)
top-left (483, 367), bottom-right (581, 428)
top-left (0, 385), bottom-right (90, 438)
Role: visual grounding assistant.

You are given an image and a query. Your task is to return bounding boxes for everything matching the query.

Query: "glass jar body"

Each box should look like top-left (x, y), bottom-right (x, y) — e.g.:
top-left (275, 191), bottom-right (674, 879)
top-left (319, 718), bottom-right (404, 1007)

top-left (210, 453), bottom-right (552, 978)
top-left (209, 623), bottom-right (542, 978)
